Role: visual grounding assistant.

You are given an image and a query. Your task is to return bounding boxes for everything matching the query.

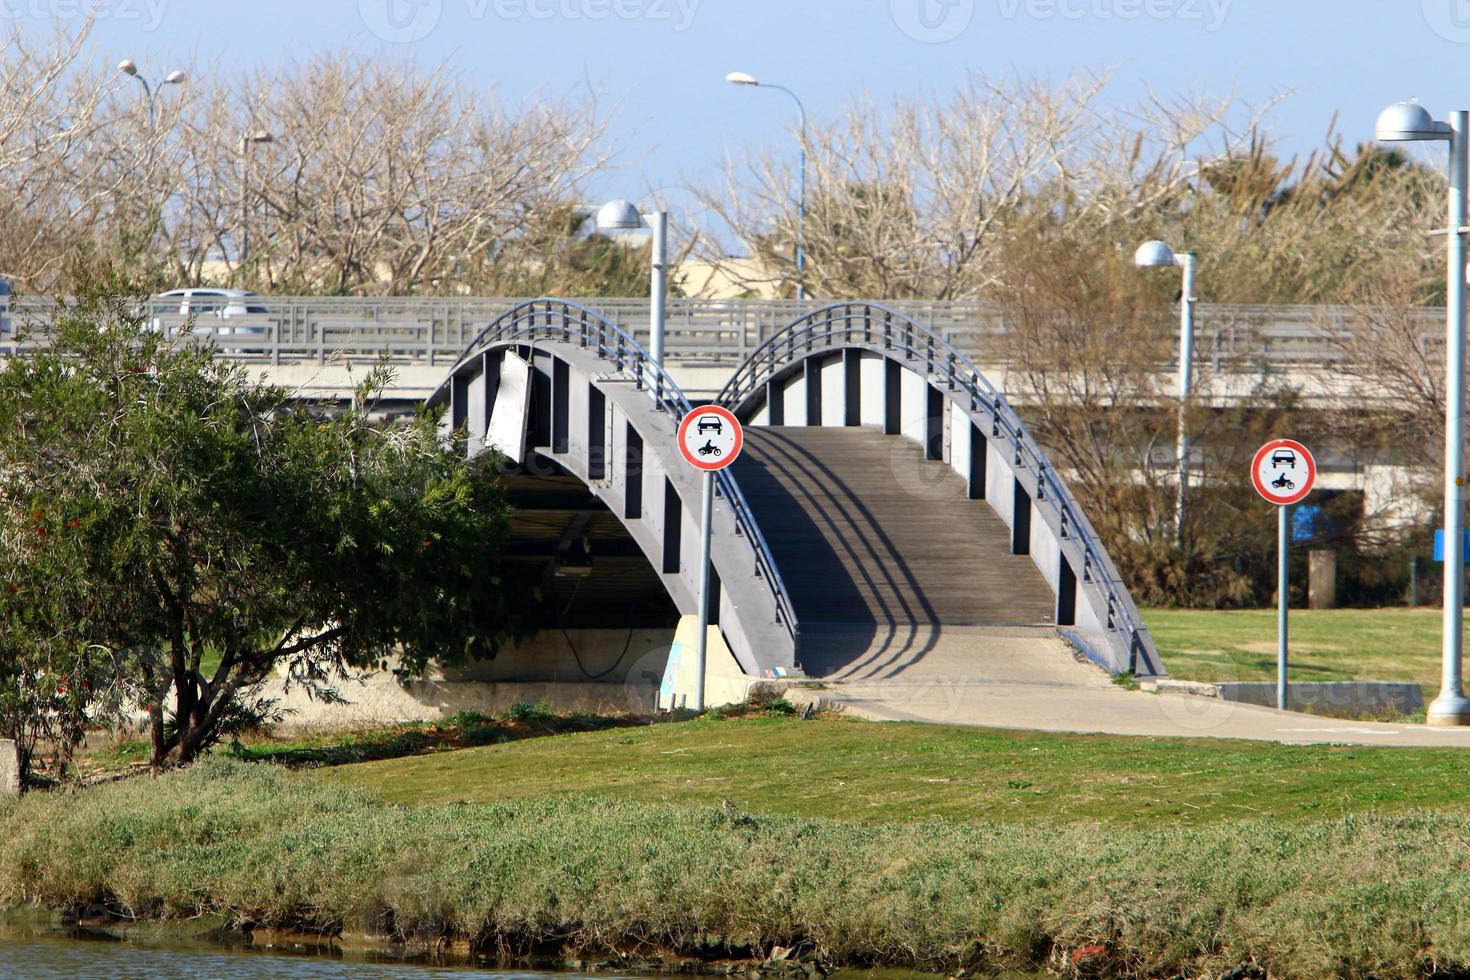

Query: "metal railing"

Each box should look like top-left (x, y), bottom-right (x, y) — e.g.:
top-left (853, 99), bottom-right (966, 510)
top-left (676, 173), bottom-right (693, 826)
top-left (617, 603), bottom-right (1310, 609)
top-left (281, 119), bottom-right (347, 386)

top-left (718, 302), bottom-right (1158, 675)
top-left (430, 299), bottom-right (799, 644)
top-left (6, 294), bottom-right (1446, 374)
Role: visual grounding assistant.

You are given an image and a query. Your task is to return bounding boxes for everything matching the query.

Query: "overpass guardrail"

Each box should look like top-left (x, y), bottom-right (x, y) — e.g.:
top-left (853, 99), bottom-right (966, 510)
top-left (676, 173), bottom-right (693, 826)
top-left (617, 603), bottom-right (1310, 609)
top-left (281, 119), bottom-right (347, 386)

top-left (2, 294), bottom-right (1447, 371)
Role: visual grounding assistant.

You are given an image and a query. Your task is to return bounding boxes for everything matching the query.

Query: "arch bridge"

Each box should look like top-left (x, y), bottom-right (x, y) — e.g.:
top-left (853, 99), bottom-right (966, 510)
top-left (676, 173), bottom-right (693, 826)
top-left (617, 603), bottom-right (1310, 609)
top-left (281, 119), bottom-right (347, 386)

top-left (426, 301), bottom-right (1162, 695)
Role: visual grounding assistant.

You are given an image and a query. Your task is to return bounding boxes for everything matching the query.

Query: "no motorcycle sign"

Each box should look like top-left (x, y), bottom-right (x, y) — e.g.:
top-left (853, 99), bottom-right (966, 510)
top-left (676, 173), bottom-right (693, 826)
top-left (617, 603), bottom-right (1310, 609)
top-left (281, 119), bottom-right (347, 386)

top-left (1251, 439), bottom-right (1316, 507)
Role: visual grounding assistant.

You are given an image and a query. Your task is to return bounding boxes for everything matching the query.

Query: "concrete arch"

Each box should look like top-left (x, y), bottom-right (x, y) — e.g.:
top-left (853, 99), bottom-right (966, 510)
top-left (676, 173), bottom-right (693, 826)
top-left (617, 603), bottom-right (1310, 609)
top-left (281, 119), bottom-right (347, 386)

top-left (426, 300), bottom-right (798, 678)
top-left (719, 302), bottom-right (1164, 677)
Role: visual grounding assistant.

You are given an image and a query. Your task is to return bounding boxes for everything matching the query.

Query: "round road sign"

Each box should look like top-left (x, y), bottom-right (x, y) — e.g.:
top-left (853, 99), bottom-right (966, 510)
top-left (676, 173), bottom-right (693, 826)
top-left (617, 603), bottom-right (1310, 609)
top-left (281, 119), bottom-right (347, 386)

top-left (1251, 439), bottom-right (1316, 506)
top-left (678, 406), bottom-right (743, 471)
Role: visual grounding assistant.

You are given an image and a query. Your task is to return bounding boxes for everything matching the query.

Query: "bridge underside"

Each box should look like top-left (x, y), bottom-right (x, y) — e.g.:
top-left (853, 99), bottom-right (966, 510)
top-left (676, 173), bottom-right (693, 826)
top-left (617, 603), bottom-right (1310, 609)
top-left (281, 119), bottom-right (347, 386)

top-left (501, 456), bottom-right (679, 631)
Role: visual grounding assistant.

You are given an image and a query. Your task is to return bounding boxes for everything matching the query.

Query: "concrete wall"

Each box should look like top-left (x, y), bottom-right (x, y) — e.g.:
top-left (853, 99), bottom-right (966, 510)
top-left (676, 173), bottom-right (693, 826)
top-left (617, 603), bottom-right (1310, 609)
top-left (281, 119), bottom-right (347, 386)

top-left (899, 365), bottom-right (928, 447)
top-left (659, 615), bottom-right (760, 710)
top-left (263, 672), bottom-right (663, 730)
top-left (985, 440), bottom-right (1013, 525)
top-left (442, 629), bottom-right (674, 685)
top-left (1218, 681), bottom-right (1423, 718)
top-left (859, 353), bottom-right (886, 428)
top-left (948, 401), bottom-right (970, 484)
top-left (819, 355), bottom-right (846, 427)
top-left (1145, 679), bottom-right (1425, 719)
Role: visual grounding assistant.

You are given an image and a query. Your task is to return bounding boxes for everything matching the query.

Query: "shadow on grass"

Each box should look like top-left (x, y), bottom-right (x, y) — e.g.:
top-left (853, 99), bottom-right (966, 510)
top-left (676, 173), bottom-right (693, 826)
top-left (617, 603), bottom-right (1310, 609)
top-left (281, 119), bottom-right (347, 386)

top-left (80, 695), bottom-right (807, 776)
top-left (226, 708), bottom-right (651, 768)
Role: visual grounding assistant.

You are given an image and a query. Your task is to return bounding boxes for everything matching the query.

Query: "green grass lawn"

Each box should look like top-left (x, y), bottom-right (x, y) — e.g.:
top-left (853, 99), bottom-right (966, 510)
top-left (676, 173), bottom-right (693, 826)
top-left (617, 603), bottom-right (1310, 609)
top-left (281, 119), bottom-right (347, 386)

top-left (1144, 606), bottom-right (1453, 690)
top-left (319, 713), bottom-right (1470, 829)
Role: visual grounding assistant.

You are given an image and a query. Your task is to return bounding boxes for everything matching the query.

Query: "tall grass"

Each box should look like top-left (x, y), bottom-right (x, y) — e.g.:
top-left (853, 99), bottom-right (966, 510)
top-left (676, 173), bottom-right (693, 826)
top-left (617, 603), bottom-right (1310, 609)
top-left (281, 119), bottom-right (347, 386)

top-left (3, 759), bottom-right (1470, 978)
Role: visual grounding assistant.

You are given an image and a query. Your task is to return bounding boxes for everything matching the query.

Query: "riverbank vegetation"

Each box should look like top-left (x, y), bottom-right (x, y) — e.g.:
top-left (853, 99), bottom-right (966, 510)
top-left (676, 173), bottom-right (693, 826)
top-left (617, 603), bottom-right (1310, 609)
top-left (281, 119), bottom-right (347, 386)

top-left (5, 749), bottom-right (1470, 979)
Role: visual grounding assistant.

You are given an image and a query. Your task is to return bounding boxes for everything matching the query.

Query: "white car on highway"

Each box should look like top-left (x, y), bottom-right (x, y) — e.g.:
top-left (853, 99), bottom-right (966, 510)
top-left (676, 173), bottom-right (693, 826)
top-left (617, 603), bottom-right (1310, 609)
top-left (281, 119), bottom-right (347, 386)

top-left (150, 289), bottom-right (270, 340)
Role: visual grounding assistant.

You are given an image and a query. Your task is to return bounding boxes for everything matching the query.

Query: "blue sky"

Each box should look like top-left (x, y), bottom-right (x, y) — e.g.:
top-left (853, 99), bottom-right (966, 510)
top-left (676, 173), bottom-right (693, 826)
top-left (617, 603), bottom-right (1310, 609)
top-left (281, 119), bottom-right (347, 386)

top-left (17, 0), bottom-right (1470, 239)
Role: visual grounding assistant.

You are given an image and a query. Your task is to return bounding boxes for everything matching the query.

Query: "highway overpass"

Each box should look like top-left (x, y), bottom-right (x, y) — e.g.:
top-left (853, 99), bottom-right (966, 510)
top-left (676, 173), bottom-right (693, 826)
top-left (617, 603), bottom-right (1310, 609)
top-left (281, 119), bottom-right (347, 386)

top-left (5, 295), bottom-right (1438, 407)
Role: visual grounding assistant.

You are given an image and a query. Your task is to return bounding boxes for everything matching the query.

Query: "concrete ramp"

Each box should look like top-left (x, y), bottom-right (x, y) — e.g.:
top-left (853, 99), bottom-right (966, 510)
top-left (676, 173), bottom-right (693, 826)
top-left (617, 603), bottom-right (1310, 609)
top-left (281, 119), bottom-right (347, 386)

top-left (798, 624), bottom-right (1112, 686)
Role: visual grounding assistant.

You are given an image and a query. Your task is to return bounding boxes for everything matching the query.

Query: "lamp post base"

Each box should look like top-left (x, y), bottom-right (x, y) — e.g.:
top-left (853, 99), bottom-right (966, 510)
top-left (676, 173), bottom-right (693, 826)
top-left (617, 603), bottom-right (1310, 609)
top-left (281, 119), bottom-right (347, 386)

top-left (1426, 692), bottom-right (1470, 726)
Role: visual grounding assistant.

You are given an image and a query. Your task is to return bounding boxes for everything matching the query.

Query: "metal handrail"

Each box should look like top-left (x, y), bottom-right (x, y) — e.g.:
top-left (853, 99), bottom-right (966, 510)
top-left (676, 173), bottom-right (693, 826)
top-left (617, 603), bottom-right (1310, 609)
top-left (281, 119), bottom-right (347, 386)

top-left (718, 301), bottom-right (1155, 672)
top-left (432, 299), bottom-right (799, 644)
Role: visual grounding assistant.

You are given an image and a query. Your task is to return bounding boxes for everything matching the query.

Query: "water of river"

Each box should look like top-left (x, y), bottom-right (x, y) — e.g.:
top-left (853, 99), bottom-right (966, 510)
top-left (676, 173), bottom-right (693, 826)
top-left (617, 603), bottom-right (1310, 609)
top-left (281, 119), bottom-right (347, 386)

top-left (0, 920), bottom-right (1037, 979)
top-left (0, 926), bottom-right (638, 979)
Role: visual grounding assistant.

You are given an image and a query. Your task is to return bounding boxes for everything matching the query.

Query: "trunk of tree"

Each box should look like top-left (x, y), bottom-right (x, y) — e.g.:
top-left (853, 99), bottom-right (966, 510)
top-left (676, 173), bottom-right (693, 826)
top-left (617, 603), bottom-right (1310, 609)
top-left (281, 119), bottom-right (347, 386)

top-left (148, 702), bottom-right (166, 772)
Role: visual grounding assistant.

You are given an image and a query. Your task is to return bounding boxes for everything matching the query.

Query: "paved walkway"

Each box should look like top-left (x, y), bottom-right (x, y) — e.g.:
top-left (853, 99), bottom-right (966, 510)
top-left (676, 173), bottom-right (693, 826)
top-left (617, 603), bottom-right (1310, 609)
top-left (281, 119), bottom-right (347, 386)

top-left (808, 625), bottom-right (1470, 748)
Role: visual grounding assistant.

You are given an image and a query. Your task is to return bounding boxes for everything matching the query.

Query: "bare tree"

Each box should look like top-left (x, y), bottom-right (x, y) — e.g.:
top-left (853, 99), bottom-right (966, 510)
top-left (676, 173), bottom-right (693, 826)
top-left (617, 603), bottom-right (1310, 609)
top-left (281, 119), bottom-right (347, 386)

top-left (0, 26), bottom-right (615, 297)
top-left (0, 19), bottom-right (119, 290)
top-left (696, 71), bottom-right (1258, 301)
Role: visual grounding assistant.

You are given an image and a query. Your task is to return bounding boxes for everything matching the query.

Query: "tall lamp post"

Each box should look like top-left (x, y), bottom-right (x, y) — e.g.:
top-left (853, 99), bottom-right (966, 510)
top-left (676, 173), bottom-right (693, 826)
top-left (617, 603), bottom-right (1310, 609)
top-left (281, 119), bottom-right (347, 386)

top-left (1135, 240), bottom-right (1198, 544)
top-left (1376, 100), bottom-right (1470, 726)
top-left (239, 130), bottom-right (274, 268)
top-left (116, 59), bottom-right (186, 132)
top-left (596, 199), bottom-right (669, 367)
top-left (725, 71), bottom-right (807, 303)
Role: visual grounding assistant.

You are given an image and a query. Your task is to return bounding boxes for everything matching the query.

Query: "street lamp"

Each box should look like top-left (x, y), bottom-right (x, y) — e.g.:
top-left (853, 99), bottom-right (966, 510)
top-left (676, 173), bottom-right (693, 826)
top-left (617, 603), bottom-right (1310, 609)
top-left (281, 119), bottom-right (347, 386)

top-left (1376, 99), bottom-right (1470, 726)
top-left (239, 130), bottom-right (274, 268)
top-left (116, 59), bottom-right (186, 131)
top-left (726, 71), bottom-right (807, 303)
top-left (1135, 239), bottom-right (1198, 545)
top-left (596, 199), bottom-right (669, 367)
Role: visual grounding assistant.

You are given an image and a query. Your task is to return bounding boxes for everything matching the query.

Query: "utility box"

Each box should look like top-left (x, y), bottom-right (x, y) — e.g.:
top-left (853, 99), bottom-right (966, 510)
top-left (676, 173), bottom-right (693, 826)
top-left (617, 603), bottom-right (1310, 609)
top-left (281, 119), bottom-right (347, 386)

top-left (1309, 549), bottom-right (1337, 609)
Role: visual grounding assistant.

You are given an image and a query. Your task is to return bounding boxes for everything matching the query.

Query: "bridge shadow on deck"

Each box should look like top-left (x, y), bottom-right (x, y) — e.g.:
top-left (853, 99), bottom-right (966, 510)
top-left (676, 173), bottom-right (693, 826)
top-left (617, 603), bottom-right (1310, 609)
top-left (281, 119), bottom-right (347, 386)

top-left (734, 426), bottom-right (1056, 680)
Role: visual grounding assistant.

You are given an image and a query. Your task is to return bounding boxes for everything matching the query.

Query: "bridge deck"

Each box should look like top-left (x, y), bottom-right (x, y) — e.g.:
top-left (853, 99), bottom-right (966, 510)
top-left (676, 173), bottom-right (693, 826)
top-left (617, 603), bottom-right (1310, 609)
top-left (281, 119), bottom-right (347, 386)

top-left (735, 426), bottom-right (1056, 677)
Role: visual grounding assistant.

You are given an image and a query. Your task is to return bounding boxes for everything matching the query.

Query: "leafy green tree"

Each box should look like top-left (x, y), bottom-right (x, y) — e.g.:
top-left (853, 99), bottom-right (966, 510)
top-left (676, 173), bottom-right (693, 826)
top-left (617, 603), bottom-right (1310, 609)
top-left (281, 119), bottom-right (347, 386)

top-left (0, 281), bottom-right (526, 773)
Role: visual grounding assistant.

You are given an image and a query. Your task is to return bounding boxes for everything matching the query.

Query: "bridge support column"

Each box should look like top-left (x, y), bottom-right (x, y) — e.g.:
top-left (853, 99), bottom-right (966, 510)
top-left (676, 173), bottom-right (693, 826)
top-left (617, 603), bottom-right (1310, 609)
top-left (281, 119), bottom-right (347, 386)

top-left (925, 386), bottom-right (944, 461)
top-left (588, 386), bottom-right (607, 480)
top-left (623, 424), bottom-right (644, 519)
top-left (1056, 553), bottom-right (1077, 626)
top-left (843, 350), bottom-right (862, 426)
top-left (883, 360), bottom-right (900, 435)
top-left (804, 358), bottom-right (822, 426)
top-left (661, 478), bottom-right (682, 574)
top-left (1011, 478), bottom-right (1031, 556)
top-left (766, 380), bottom-right (785, 425)
top-left (968, 424), bottom-right (986, 500)
top-left (551, 358), bottom-right (570, 454)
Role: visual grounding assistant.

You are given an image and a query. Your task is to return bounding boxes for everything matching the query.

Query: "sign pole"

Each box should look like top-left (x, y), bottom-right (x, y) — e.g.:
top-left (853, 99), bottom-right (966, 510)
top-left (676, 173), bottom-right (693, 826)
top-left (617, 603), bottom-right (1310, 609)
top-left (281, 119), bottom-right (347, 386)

top-left (1278, 503), bottom-right (1289, 711)
top-left (1251, 439), bottom-right (1314, 712)
top-left (694, 468), bottom-right (714, 712)
top-left (675, 404), bottom-right (743, 714)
